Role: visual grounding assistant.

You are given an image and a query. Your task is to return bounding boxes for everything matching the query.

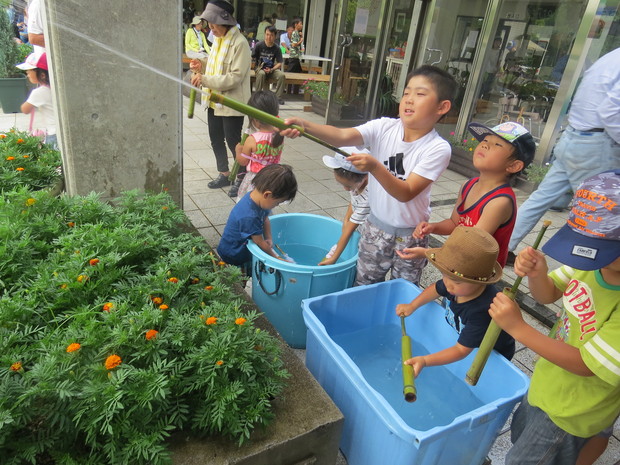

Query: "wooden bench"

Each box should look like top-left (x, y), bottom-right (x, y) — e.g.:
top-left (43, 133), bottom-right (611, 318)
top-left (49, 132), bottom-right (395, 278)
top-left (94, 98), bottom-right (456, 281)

top-left (249, 70), bottom-right (330, 86)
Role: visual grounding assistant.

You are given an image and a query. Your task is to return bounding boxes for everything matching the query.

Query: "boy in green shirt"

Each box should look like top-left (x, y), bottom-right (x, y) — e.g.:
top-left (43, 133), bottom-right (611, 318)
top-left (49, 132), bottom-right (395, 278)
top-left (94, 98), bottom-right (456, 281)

top-left (490, 169), bottom-right (620, 464)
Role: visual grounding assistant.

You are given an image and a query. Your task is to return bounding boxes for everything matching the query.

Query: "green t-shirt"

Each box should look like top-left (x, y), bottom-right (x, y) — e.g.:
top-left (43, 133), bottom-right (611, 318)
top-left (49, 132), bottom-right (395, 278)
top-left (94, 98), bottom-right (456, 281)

top-left (528, 265), bottom-right (620, 438)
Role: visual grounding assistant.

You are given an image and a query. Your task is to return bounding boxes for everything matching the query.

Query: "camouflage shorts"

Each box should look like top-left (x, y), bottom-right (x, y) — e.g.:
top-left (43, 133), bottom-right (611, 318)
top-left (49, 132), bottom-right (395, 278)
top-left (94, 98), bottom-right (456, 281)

top-left (355, 220), bottom-right (428, 286)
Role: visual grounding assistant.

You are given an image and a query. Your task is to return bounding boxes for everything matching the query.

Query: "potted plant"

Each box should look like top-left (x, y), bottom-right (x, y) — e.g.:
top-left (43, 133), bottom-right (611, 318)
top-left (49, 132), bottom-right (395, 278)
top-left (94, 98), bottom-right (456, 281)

top-left (0, 8), bottom-right (29, 113)
top-left (301, 79), bottom-right (329, 116)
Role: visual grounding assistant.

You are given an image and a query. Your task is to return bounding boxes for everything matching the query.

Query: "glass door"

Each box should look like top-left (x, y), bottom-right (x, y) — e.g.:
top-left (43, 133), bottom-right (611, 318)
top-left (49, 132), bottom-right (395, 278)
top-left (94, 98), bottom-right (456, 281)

top-left (325, 0), bottom-right (389, 125)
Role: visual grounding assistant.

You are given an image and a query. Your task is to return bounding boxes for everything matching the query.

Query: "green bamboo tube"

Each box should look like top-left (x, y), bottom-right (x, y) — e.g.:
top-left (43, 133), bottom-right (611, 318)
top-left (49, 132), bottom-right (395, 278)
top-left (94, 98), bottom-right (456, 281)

top-left (228, 130), bottom-right (251, 181)
top-left (188, 88), bottom-right (197, 119)
top-left (400, 315), bottom-right (417, 403)
top-left (465, 220), bottom-right (551, 386)
top-left (209, 92), bottom-right (352, 157)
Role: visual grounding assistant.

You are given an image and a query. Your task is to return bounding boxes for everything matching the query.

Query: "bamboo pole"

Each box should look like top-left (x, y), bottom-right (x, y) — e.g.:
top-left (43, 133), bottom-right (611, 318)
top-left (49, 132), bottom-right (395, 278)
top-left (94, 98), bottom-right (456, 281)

top-left (187, 88), bottom-right (197, 119)
top-left (400, 315), bottom-right (417, 403)
top-left (465, 220), bottom-right (551, 386)
top-left (209, 91), bottom-right (352, 157)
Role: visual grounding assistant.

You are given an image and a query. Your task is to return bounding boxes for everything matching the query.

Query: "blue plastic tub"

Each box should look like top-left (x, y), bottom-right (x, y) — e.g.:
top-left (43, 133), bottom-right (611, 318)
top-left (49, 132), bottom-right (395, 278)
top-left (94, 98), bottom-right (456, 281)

top-left (247, 213), bottom-right (359, 348)
top-left (302, 279), bottom-right (529, 465)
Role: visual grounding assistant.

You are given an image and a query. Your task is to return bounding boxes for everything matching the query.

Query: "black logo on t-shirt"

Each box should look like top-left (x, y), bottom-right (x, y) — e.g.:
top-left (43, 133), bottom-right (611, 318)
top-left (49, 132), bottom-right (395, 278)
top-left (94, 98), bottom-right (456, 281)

top-left (383, 152), bottom-right (406, 180)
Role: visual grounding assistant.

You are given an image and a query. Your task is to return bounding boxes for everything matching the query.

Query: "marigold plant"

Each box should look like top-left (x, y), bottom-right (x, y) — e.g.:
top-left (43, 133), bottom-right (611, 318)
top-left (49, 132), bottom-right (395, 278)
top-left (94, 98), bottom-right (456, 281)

top-left (66, 343), bottom-right (81, 353)
top-left (0, 188), bottom-right (288, 465)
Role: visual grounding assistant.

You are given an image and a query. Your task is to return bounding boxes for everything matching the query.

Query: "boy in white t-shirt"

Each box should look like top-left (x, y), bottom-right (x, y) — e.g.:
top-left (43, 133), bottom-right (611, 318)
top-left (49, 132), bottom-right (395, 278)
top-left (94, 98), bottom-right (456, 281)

top-left (282, 65), bottom-right (457, 284)
top-left (17, 52), bottom-right (57, 149)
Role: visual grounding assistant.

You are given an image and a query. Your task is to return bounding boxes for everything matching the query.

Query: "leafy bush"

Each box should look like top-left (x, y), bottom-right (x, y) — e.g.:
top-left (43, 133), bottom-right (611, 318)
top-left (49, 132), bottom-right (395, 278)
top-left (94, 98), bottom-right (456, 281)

top-left (301, 79), bottom-right (328, 100)
top-left (0, 8), bottom-right (23, 78)
top-left (0, 130), bottom-right (62, 192)
top-left (0, 189), bottom-right (288, 465)
top-left (448, 131), bottom-right (478, 152)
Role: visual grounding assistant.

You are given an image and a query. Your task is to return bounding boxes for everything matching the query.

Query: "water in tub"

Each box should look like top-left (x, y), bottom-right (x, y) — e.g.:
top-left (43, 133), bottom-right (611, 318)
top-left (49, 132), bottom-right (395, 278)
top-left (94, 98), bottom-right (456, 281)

top-left (275, 244), bottom-right (329, 265)
top-left (333, 324), bottom-right (483, 431)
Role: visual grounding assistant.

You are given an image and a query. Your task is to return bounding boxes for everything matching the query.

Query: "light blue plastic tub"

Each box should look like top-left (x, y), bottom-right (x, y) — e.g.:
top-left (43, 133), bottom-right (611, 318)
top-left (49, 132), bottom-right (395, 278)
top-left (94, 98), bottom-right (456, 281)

top-left (247, 213), bottom-right (359, 348)
top-left (302, 279), bottom-right (529, 465)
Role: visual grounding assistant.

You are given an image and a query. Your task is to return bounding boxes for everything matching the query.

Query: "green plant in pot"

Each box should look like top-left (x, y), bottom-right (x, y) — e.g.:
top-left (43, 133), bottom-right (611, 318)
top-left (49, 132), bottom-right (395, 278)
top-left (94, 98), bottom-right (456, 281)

top-left (0, 8), bottom-right (29, 113)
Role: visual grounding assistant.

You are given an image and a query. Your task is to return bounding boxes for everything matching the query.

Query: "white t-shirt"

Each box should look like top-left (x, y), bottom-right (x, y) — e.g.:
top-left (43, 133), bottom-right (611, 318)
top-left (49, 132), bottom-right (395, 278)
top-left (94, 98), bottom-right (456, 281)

top-left (27, 86), bottom-right (56, 136)
top-left (27, 0), bottom-right (45, 55)
top-left (355, 118), bottom-right (451, 228)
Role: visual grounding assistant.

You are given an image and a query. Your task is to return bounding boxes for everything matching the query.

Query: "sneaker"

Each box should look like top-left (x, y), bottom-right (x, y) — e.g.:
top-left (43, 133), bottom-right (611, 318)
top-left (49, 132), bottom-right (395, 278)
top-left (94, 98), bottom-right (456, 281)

top-left (506, 251), bottom-right (517, 267)
top-left (208, 174), bottom-right (231, 189)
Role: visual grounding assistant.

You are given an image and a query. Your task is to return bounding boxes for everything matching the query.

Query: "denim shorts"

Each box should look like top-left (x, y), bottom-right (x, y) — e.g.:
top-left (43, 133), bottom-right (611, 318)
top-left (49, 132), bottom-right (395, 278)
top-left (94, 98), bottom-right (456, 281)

top-left (506, 395), bottom-right (590, 465)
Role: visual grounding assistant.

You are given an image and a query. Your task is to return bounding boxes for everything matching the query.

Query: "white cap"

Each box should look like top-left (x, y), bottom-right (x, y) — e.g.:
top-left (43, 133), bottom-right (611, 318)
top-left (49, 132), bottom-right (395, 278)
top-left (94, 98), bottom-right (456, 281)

top-left (322, 146), bottom-right (369, 174)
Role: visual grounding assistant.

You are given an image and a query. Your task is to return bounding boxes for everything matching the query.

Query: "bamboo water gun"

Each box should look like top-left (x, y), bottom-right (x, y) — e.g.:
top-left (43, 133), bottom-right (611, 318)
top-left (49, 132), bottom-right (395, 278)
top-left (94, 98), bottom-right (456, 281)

top-left (208, 91), bottom-right (352, 157)
top-left (188, 88), bottom-right (197, 119)
top-left (400, 315), bottom-right (417, 402)
top-left (465, 220), bottom-right (551, 386)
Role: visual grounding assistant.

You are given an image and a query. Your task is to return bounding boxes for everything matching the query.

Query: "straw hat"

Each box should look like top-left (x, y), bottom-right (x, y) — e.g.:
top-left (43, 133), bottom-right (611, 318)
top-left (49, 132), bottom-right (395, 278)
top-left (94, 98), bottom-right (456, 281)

top-left (425, 226), bottom-right (502, 284)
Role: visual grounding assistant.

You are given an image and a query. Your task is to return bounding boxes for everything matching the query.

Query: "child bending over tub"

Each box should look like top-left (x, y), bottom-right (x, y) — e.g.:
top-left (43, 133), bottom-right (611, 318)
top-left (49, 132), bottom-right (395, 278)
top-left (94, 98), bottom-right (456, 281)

top-left (217, 164), bottom-right (297, 276)
top-left (319, 147), bottom-right (370, 266)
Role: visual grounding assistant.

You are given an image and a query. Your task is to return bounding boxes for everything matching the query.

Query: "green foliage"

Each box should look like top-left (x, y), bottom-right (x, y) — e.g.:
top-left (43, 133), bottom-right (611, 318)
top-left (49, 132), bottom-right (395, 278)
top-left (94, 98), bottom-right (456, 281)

top-left (0, 188), bottom-right (288, 464)
top-left (301, 79), bottom-right (328, 100)
top-left (523, 162), bottom-right (550, 184)
top-left (0, 130), bottom-right (63, 192)
top-left (0, 8), bottom-right (22, 78)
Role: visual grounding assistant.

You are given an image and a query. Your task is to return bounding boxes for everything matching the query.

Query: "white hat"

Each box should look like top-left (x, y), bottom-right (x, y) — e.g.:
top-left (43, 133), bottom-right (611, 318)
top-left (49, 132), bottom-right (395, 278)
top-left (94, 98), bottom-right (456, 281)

top-left (322, 146), bottom-right (369, 174)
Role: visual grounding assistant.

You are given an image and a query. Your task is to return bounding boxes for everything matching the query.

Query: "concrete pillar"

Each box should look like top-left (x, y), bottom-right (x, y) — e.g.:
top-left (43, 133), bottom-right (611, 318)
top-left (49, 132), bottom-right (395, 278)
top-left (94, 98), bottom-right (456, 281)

top-left (44, 0), bottom-right (183, 205)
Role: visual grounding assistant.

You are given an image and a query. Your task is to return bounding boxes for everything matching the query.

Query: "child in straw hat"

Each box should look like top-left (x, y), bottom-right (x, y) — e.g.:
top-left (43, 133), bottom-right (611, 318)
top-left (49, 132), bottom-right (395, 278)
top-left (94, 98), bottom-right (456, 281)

top-left (396, 226), bottom-right (515, 377)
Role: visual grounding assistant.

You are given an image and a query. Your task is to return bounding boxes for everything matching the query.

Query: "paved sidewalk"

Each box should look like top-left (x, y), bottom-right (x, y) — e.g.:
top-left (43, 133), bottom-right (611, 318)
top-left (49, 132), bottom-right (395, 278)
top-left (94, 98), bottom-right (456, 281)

top-left (2, 98), bottom-right (618, 464)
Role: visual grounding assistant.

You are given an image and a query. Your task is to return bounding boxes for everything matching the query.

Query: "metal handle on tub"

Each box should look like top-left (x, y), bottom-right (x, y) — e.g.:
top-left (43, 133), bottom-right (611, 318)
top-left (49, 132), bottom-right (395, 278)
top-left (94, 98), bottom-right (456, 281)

top-left (254, 261), bottom-right (283, 296)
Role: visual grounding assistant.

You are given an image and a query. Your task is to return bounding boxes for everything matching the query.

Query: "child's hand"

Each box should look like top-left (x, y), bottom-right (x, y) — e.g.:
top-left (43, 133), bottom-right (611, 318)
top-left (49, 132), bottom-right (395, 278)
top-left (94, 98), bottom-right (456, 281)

top-left (280, 118), bottom-right (305, 138)
top-left (514, 246), bottom-right (548, 279)
top-left (413, 222), bottom-right (433, 239)
top-left (396, 247), bottom-right (427, 260)
top-left (488, 291), bottom-right (524, 334)
top-left (318, 256), bottom-right (337, 266)
top-left (235, 143), bottom-right (243, 156)
top-left (404, 356), bottom-right (427, 378)
top-left (396, 303), bottom-right (415, 317)
top-left (346, 152), bottom-right (378, 173)
top-left (265, 238), bottom-right (273, 248)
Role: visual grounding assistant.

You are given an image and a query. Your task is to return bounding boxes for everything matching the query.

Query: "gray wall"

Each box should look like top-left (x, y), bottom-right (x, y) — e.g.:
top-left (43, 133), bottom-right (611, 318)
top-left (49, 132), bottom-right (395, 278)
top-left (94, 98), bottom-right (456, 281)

top-left (45, 0), bottom-right (183, 205)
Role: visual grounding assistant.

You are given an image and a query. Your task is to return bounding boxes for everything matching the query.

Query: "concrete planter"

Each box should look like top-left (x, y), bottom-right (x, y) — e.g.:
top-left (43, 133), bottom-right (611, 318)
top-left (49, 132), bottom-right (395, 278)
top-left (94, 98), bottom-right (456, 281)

top-left (170, 282), bottom-right (344, 465)
top-left (447, 145), bottom-right (477, 179)
top-left (311, 96), bottom-right (327, 117)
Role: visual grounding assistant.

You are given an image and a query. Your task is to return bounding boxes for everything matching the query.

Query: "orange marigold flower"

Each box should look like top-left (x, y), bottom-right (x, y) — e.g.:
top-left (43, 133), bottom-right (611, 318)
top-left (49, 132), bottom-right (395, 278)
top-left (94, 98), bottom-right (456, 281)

top-left (191, 277), bottom-right (200, 284)
top-left (0, 134), bottom-right (6, 139)
top-left (218, 261), bottom-right (226, 266)
top-left (102, 302), bottom-right (114, 312)
top-left (16, 138), bottom-right (24, 144)
top-left (105, 354), bottom-right (122, 370)
top-left (16, 167), bottom-right (24, 171)
top-left (159, 304), bottom-right (169, 310)
top-left (162, 206), bottom-right (169, 210)
top-left (25, 198), bottom-right (36, 206)
top-left (145, 329), bottom-right (158, 340)
top-left (67, 222), bottom-right (75, 227)
top-left (66, 343), bottom-right (81, 353)
top-left (168, 277), bottom-right (179, 283)
top-left (151, 296), bottom-right (163, 305)
top-left (23, 155), bottom-right (29, 158)
top-left (235, 317), bottom-right (247, 325)
top-left (10, 362), bottom-right (22, 371)
top-left (6, 156), bottom-right (14, 160)
top-left (206, 316), bottom-right (217, 325)
top-left (77, 274), bottom-right (88, 282)
top-left (204, 285), bottom-right (214, 291)
top-left (89, 258), bottom-right (100, 266)
top-left (60, 283), bottom-right (68, 289)
top-left (216, 360), bottom-right (223, 366)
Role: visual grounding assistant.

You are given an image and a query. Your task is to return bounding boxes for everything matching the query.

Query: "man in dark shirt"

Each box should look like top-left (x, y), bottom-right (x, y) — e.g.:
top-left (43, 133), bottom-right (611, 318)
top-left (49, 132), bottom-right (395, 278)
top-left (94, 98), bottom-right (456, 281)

top-left (253, 26), bottom-right (286, 104)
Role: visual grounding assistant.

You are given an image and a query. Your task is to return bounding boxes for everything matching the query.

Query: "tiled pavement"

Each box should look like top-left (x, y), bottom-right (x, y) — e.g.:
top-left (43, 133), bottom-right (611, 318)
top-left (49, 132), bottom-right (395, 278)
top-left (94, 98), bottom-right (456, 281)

top-left (2, 97), bottom-right (618, 465)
